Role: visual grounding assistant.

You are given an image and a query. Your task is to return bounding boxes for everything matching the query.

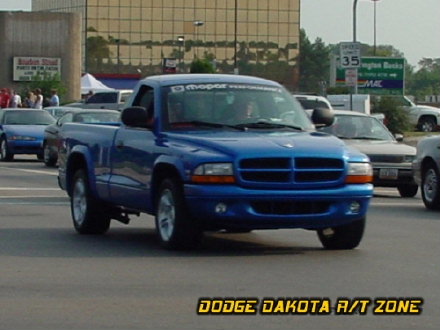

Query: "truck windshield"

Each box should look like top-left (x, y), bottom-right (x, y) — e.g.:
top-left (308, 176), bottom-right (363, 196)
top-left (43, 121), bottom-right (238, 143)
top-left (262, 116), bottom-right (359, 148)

top-left (162, 83), bottom-right (314, 131)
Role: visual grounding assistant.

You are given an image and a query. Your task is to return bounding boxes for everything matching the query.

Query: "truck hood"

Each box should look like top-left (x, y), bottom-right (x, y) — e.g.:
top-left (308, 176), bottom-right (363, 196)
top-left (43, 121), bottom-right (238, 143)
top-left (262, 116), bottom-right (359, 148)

top-left (166, 130), bottom-right (367, 161)
top-left (344, 139), bottom-right (416, 156)
top-left (3, 125), bottom-right (46, 139)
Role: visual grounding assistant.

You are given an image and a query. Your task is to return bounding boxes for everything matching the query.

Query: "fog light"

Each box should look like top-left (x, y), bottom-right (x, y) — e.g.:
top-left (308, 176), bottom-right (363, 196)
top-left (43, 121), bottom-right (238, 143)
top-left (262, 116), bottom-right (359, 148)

top-left (215, 203), bottom-right (227, 214)
top-left (349, 201), bottom-right (361, 214)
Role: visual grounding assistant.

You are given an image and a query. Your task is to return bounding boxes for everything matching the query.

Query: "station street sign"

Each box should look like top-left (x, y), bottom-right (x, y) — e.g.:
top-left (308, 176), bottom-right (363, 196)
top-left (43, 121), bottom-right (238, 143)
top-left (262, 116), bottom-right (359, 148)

top-left (335, 57), bottom-right (405, 95)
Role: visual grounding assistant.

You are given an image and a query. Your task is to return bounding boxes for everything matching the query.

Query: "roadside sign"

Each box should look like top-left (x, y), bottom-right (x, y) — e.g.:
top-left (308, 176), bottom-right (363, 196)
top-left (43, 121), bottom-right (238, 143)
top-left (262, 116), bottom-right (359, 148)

top-left (334, 57), bottom-right (405, 95)
top-left (339, 42), bottom-right (361, 68)
top-left (345, 69), bottom-right (358, 87)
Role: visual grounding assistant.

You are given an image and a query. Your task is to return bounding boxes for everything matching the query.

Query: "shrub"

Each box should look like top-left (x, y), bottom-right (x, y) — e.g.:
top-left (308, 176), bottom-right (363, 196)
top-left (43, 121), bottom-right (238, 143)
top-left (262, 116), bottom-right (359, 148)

top-left (189, 59), bottom-right (216, 74)
top-left (372, 96), bottom-right (411, 134)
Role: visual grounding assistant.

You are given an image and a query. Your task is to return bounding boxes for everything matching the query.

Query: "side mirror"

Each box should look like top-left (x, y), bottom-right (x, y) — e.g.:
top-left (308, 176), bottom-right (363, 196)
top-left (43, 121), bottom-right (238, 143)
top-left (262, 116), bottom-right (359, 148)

top-left (121, 106), bottom-right (153, 128)
top-left (394, 133), bottom-right (404, 142)
top-left (311, 108), bottom-right (334, 127)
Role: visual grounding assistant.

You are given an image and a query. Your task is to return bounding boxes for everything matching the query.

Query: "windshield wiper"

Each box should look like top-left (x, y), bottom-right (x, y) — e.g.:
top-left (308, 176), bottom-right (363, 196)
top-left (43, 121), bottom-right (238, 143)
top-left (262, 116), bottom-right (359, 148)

top-left (234, 121), bottom-right (303, 131)
top-left (350, 136), bottom-right (386, 141)
top-left (175, 120), bottom-right (245, 131)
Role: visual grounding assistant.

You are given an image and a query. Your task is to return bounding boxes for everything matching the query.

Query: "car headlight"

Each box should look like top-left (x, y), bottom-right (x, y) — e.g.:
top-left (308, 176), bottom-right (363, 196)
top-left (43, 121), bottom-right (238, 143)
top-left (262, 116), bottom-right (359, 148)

top-left (8, 136), bottom-right (37, 141)
top-left (404, 155), bottom-right (415, 163)
top-left (346, 162), bottom-right (373, 184)
top-left (192, 163), bottom-right (235, 184)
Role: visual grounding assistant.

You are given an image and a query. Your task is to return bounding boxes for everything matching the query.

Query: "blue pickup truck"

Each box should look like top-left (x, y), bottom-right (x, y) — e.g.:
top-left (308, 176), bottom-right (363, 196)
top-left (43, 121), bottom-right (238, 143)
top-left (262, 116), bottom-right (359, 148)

top-left (58, 74), bottom-right (373, 249)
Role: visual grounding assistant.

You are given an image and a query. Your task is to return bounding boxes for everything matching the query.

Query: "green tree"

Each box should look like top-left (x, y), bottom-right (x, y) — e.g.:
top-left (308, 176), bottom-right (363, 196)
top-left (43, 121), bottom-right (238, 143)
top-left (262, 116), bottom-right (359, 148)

top-left (20, 72), bottom-right (67, 105)
top-left (298, 29), bottom-right (332, 93)
top-left (406, 58), bottom-right (440, 101)
top-left (371, 96), bottom-right (411, 134)
top-left (86, 36), bottom-right (111, 72)
top-left (189, 58), bottom-right (216, 73)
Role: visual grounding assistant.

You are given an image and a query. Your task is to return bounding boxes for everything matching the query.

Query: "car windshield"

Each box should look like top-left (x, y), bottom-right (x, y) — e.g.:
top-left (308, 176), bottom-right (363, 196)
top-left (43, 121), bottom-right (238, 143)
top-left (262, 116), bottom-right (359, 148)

top-left (74, 112), bottom-right (120, 123)
top-left (163, 83), bottom-right (314, 131)
top-left (4, 110), bottom-right (56, 125)
top-left (319, 114), bottom-right (395, 141)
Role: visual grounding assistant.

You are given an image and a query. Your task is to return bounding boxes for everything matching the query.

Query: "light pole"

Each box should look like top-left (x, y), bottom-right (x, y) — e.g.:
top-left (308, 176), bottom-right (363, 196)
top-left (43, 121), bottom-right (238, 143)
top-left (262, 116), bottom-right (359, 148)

top-left (193, 20), bottom-right (204, 58)
top-left (234, 0), bottom-right (238, 74)
top-left (177, 35), bottom-right (185, 72)
top-left (353, 0), bottom-right (359, 94)
top-left (372, 0), bottom-right (380, 56)
top-left (115, 38), bottom-right (121, 73)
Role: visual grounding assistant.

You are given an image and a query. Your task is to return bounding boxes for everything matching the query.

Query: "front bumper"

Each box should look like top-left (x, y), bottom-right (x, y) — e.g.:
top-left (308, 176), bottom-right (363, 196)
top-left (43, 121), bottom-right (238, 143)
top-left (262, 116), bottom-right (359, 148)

top-left (184, 184), bottom-right (373, 230)
top-left (7, 139), bottom-right (43, 155)
top-left (372, 163), bottom-right (416, 187)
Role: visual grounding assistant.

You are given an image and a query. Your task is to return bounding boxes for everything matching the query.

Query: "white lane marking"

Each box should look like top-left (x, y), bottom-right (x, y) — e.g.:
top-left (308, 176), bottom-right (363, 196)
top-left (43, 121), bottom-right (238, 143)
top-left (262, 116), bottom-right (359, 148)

top-left (0, 202), bottom-right (69, 205)
top-left (0, 187), bottom-right (60, 191)
top-left (0, 166), bottom-right (57, 176)
top-left (0, 195), bottom-right (66, 198)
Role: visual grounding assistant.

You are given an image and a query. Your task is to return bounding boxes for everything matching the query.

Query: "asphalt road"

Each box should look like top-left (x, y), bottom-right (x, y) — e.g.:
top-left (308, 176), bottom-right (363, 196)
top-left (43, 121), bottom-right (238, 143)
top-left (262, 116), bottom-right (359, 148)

top-left (0, 157), bottom-right (439, 329)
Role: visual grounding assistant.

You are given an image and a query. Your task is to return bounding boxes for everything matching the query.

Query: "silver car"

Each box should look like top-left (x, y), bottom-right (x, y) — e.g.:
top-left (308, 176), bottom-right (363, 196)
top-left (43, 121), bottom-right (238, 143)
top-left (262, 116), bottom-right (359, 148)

top-left (412, 135), bottom-right (440, 209)
top-left (319, 110), bottom-right (418, 197)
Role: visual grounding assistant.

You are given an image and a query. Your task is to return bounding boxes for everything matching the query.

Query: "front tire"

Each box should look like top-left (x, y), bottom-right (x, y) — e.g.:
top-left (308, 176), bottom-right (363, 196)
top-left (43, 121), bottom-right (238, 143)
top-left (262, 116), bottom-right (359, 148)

top-left (418, 117), bottom-right (437, 132)
top-left (71, 169), bottom-right (111, 234)
top-left (421, 163), bottom-right (440, 210)
top-left (155, 178), bottom-right (202, 249)
top-left (0, 137), bottom-right (13, 161)
top-left (317, 217), bottom-right (365, 250)
top-left (43, 142), bottom-right (57, 167)
top-left (397, 184), bottom-right (418, 197)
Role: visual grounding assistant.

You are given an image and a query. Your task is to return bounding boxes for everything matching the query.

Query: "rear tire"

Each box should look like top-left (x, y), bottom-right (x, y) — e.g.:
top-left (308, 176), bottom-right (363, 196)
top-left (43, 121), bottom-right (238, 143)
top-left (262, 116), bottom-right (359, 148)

top-left (71, 169), bottom-right (111, 234)
top-left (155, 178), bottom-right (202, 249)
top-left (0, 137), bottom-right (13, 161)
top-left (317, 217), bottom-right (365, 250)
top-left (397, 184), bottom-right (418, 197)
top-left (421, 163), bottom-right (440, 210)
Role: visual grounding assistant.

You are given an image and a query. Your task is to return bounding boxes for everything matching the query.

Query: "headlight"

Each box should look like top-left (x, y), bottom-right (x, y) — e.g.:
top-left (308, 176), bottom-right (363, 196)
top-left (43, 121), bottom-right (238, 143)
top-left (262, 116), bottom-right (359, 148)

top-left (346, 162), bottom-right (373, 184)
top-left (8, 136), bottom-right (36, 141)
top-left (192, 163), bottom-right (235, 184)
top-left (404, 155), bottom-right (415, 163)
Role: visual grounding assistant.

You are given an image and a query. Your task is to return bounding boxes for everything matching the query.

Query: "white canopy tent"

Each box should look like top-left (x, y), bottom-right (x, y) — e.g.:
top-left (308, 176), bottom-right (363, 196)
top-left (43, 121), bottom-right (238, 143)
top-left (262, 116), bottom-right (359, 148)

top-left (80, 73), bottom-right (113, 94)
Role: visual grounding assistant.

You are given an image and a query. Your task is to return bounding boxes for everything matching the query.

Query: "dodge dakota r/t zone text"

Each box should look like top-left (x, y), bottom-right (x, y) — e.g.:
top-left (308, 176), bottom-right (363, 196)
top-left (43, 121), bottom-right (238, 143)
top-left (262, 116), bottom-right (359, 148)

top-left (58, 74), bottom-right (373, 250)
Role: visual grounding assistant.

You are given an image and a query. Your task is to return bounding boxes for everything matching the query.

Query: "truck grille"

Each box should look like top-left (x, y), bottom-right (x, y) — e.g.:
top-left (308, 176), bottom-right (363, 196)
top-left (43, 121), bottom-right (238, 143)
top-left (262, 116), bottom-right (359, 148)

top-left (368, 155), bottom-right (405, 163)
top-left (238, 157), bottom-right (344, 184)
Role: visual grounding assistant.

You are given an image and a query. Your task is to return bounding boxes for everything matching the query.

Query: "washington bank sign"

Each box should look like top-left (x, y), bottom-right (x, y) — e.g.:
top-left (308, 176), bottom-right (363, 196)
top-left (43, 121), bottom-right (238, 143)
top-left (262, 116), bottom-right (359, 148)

top-left (13, 57), bottom-right (61, 81)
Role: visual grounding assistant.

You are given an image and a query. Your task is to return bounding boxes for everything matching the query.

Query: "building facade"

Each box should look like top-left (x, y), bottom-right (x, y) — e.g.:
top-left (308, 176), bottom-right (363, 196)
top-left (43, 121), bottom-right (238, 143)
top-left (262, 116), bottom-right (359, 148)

top-left (0, 11), bottom-right (82, 102)
top-left (33, 0), bottom-right (300, 88)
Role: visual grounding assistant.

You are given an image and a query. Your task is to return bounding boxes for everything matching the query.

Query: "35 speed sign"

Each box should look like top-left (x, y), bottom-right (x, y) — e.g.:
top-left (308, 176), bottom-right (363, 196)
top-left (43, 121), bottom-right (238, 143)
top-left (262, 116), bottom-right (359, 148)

top-left (339, 42), bottom-right (361, 68)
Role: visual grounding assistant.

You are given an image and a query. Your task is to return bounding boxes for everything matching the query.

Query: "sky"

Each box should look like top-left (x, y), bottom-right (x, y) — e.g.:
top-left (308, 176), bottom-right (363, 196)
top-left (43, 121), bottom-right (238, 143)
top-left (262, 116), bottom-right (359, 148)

top-left (0, 0), bottom-right (438, 67)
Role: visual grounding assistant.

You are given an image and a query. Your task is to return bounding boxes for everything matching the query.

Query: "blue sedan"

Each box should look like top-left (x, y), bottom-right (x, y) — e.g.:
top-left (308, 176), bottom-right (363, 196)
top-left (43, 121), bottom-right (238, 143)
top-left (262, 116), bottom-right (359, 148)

top-left (0, 108), bottom-right (56, 161)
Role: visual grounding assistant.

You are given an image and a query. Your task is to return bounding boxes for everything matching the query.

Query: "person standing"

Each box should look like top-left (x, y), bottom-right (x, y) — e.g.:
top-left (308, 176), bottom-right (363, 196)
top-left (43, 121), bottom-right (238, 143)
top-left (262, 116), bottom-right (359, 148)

top-left (0, 88), bottom-right (11, 108)
top-left (33, 88), bottom-right (43, 109)
top-left (49, 89), bottom-right (60, 106)
top-left (10, 90), bottom-right (22, 108)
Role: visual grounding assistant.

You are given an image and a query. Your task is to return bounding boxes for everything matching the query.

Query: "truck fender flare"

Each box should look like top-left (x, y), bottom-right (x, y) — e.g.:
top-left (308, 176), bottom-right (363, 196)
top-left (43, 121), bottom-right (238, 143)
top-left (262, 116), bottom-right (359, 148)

top-left (65, 145), bottom-right (98, 198)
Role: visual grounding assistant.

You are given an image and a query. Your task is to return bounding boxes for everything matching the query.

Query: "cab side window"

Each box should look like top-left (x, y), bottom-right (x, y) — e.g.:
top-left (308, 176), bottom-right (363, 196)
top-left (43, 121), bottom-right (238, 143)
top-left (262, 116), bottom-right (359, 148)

top-left (133, 85), bottom-right (154, 112)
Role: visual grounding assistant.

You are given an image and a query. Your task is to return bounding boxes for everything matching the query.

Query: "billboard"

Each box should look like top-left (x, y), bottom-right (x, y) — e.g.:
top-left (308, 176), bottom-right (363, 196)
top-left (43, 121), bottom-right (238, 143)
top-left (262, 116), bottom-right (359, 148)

top-left (333, 57), bottom-right (405, 95)
top-left (13, 57), bottom-right (61, 81)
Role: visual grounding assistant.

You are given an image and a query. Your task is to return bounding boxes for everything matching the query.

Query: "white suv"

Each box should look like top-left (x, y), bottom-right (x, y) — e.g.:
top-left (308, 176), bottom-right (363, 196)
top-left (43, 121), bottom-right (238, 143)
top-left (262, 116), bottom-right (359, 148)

top-left (398, 96), bottom-right (440, 132)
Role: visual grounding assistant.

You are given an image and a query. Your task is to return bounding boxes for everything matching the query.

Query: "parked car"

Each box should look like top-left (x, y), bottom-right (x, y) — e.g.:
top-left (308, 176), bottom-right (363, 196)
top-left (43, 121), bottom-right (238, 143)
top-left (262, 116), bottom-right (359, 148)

top-left (43, 109), bottom-right (120, 166)
top-left (44, 106), bottom-right (82, 119)
top-left (412, 135), bottom-right (440, 209)
top-left (318, 110), bottom-right (418, 197)
top-left (293, 94), bottom-right (333, 110)
top-left (65, 89), bottom-right (133, 111)
top-left (0, 108), bottom-right (56, 161)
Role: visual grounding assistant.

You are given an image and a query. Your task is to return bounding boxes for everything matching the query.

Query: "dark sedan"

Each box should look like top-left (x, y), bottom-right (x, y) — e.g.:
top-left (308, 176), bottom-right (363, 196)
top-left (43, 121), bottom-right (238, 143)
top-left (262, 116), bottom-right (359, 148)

top-left (0, 108), bottom-right (56, 161)
top-left (43, 109), bottom-right (120, 166)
